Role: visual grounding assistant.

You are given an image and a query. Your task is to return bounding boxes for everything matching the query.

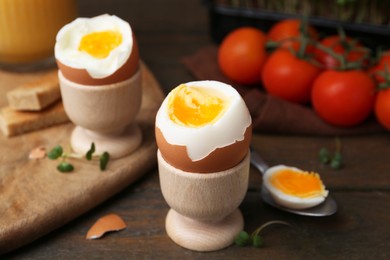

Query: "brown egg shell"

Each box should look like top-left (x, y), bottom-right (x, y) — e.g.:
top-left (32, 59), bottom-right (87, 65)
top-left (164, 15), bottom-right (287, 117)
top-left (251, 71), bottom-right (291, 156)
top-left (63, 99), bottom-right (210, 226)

top-left (86, 213), bottom-right (127, 240)
top-left (57, 34), bottom-right (140, 86)
top-left (155, 124), bottom-right (252, 173)
top-left (28, 146), bottom-right (46, 160)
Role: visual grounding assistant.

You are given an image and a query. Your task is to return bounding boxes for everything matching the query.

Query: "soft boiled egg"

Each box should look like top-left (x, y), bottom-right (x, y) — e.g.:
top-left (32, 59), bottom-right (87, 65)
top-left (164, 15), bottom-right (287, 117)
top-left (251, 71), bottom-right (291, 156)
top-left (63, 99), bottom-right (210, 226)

top-left (263, 165), bottom-right (329, 209)
top-left (55, 14), bottom-right (139, 85)
top-left (155, 80), bottom-right (252, 173)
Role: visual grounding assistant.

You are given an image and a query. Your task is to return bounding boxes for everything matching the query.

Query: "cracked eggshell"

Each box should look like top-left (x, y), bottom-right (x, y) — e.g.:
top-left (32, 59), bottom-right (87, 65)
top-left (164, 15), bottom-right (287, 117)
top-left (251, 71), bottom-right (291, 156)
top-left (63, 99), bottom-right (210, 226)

top-left (155, 80), bottom-right (252, 173)
top-left (155, 125), bottom-right (252, 173)
top-left (56, 38), bottom-right (139, 85)
top-left (55, 14), bottom-right (139, 86)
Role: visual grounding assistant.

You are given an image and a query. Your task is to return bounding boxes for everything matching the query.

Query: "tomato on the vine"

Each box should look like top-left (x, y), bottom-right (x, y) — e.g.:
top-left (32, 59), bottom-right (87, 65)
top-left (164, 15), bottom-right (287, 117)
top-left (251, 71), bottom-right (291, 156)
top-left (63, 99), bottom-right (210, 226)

top-left (314, 35), bottom-right (370, 70)
top-left (311, 70), bottom-right (376, 127)
top-left (375, 88), bottom-right (390, 130)
top-left (267, 19), bottom-right (318, 52)
top-left (261, 49), bottom-right (322, 104)
top-left (218, 27), bottom-right (267, 85)
top-left (369, 51), bottom-right (390, 83)
top-left (370, 51), bottom-right (390, 130)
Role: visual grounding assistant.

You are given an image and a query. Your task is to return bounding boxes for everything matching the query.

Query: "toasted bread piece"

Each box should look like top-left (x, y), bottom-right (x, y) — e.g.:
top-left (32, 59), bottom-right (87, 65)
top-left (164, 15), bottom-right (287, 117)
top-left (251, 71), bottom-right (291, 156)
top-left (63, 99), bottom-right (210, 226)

top-left (7, 70), bottom-right (60, 111)
top-left (0, 101), bottom-right (69, 137)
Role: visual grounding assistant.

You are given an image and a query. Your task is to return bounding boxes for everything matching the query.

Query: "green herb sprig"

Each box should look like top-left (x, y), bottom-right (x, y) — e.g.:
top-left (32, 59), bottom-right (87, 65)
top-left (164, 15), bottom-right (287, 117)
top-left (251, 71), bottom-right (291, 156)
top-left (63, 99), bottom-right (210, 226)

top-left (235, 220), bottom-right (291, 248)
top-left (47, 143), bottom-right (110, 173)
top-left (319, 137), bottom-right (343, 170)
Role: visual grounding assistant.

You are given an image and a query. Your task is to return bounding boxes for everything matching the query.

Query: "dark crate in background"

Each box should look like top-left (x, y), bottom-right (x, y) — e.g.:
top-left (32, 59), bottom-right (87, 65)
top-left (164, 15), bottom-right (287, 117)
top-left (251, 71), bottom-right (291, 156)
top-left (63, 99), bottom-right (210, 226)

top-left (205, 0), bottom-right (390, 49)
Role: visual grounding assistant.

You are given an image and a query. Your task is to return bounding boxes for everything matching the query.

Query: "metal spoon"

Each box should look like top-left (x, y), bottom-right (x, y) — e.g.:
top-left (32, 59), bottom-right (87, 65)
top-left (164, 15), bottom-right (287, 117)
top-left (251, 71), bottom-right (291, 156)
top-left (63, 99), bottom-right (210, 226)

top-left (250, 147), bottom-right (338, 217)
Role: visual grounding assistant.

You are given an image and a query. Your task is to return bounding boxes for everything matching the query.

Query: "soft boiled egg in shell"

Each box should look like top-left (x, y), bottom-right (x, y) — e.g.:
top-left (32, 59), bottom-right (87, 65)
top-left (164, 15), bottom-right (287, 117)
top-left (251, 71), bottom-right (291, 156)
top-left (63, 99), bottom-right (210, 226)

top-left (155, 80), bottom-right (252, 173)
top-left (263, 165), bottom-right (329, 209)
top-left (55, 14), bottom-right (139, 85)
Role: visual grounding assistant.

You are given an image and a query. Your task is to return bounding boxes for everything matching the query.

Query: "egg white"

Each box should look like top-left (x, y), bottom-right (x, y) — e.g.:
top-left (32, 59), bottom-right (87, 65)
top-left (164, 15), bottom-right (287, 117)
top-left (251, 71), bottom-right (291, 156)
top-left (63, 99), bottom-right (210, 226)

top-left (263, 165), bottom-right (329, 209)
top-left (55, 14), bottom-right (133, 79)
top-left (155, 80), bottom-right (252, 161)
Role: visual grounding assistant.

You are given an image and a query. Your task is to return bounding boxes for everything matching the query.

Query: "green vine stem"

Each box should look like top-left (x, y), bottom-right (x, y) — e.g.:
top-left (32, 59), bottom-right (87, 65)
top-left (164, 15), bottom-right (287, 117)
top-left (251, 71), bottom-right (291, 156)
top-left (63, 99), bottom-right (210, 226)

top-left (313, 28), bottom-right (371, 71)
top-left (251, 220), bottom-right (291, 238)
top-left (297, 17), bottom-right (309, 59)
top-left (376, 64), bottom-right (390, 90)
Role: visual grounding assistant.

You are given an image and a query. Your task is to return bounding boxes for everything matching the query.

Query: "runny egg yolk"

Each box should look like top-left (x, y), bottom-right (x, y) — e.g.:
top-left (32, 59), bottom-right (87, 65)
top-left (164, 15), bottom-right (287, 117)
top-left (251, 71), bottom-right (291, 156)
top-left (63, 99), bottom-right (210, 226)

top-left (168, 84), bottom-right (227, 128)
top-left (270, 169), bottom-right (325, 198)
top-left (78, 30), bottom-right (122, 59)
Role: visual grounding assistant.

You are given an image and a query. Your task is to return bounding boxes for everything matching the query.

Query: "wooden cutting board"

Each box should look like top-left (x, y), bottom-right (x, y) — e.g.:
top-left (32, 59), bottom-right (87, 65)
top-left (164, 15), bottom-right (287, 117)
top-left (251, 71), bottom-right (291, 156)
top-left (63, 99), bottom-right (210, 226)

top-left (0, 62), bottom-right (165, 253)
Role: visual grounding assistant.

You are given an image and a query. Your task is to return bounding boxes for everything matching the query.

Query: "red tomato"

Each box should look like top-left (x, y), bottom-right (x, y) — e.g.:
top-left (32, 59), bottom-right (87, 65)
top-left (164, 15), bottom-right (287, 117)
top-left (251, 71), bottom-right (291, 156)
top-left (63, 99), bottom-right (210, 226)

top-left (369, 51), bottom-right (390, 83)
top-left (261, 49), bottom-right (322, 104)
top-left (314, 35), bottom-right (370, 70)
top-left (311, 70), bottom-right (376, 127)
top-left (218, 27), bottom-right (267, 85)
top-left (267, 19), bottom-right (318, 52)
top-left (375, 88), bottom-right (390, 130)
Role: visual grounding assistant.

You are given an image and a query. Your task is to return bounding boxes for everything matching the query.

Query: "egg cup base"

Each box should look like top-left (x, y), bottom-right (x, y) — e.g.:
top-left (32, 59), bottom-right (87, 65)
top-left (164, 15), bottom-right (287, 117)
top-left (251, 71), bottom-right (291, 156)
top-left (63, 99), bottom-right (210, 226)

top-left (165, 208), bottom-right (243, 252)
top-left (71, 123), bottom-right (142, 159)
top-left (158, 150), bottom-right (250, 251)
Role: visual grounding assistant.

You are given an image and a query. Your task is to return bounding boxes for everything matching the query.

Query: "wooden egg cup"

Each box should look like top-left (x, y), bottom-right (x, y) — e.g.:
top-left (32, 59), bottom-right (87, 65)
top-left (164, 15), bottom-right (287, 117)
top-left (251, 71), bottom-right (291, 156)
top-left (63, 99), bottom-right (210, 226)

top-left (58, 69), bottom-right (142, 159)
top-left (158, 150), bottom-right (250, 252)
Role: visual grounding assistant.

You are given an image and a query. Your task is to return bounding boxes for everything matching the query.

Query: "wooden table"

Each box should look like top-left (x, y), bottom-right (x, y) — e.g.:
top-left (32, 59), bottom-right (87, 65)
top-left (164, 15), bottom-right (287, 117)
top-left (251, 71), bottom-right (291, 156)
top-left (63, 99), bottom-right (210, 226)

top-left (4, 0), bottom-right (390, 258)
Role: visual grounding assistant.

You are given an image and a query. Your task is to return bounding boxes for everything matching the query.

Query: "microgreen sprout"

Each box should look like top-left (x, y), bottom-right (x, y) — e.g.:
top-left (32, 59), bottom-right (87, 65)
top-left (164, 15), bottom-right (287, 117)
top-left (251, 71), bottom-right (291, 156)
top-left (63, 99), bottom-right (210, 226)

top-left (235, 231), bottom-right (251, 247)
top-left (100, 151), bottom-right (110, 171)
top-left (235, 220), bottom-right (291, 248)
top-left (319, 137), bottom-right (343, 170)
top-left (47, 142), bottom-right (110, 173)
top-left (319, 147), bottom-right (331, 164)
top-left (47, 145), bottom-right (63, 160)
top-left (86, 142), bottom-right (95, 161)
top-left (330, 152), bottom-right (343, 170)
top-left (57, 162), bottom-right (74, 173)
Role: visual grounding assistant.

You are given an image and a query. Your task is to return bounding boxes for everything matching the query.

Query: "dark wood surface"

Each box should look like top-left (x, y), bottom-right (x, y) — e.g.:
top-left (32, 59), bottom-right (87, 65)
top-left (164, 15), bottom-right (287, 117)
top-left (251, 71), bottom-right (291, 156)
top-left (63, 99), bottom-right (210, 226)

top-left (4, 0), bottom-right (390, 258)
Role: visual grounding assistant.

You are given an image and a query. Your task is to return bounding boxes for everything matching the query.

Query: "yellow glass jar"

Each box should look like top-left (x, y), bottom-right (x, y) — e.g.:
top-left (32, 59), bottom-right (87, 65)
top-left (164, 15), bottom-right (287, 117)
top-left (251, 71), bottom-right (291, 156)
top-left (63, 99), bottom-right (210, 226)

top-left (0, 0), bottom-right (77, 69)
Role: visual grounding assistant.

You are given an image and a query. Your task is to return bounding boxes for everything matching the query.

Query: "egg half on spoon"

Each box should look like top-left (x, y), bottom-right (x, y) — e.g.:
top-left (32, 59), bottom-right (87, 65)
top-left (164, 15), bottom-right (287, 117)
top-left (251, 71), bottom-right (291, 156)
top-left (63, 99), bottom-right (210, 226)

top-left (263, 165), bottom-right (329, 209)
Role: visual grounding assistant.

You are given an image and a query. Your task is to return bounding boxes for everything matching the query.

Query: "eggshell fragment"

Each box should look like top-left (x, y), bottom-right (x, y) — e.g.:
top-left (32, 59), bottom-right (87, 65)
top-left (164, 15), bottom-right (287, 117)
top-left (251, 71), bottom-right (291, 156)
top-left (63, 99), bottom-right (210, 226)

top-left (29, 146), bottom-right (46, 160)
top-left (86, 213), bottom-right (127, 239)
